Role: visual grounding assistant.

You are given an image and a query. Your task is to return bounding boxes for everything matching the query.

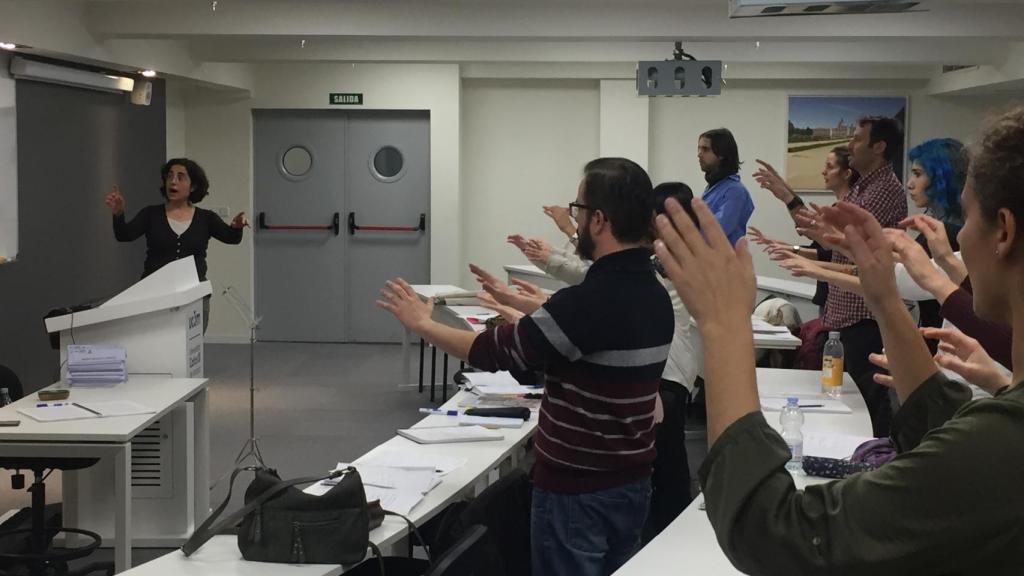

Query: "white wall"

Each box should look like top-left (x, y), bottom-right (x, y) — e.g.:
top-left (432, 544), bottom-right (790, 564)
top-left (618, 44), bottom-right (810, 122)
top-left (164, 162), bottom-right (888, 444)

top-left (649, 82), bottom-right (1010, 286)
top-left (186, 62), bottom-right (461, 342)
top-left (600, 80), bottom-right (648, 170)
top-left (0, 52), bottom-right (16, 262)
top-left (460, 78), bottom-right (599, 289)
top-left (165, 79), bottom-right (186, 158)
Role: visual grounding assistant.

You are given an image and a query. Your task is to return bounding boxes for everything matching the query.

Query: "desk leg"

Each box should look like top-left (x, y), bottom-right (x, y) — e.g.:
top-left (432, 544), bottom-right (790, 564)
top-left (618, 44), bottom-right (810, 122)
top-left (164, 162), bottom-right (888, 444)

top-left (418, 338), bottom-right (425, 393)
top-left (430, 345), bottom-right (437, 403)
top-left (63, 469), bottom-right (80, 548)
top-left (402, 328), bottom-right (411, 388)
top-left (442, 354), bottom-right (449, 402)
top-left (114, 444), bottom-right (132, 572)
top-left (193, 388), bottom-right (211, 525)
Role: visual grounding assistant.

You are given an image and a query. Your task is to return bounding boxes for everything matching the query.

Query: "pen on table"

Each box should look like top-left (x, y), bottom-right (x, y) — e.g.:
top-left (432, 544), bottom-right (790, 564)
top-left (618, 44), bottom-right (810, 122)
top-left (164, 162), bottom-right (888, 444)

top-left (36, 402), bottom-right (67, 407)
top-left (419, 408), bottom-right (459, 416)
top-left (799, 404), bottom-right (824, 408)
top-left (72, 402), bottom-right (102, 416)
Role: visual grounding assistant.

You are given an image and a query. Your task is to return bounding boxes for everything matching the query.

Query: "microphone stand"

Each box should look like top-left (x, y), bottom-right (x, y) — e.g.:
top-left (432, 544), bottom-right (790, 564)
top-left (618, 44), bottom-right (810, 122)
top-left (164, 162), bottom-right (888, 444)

top-left (219, 285), bottom-right (266, 473)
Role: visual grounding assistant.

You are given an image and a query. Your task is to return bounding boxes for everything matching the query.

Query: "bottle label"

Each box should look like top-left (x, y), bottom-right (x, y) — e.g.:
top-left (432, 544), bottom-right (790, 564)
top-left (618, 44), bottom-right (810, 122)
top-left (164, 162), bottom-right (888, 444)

top-left (821, 356), bottom-right (844, 387)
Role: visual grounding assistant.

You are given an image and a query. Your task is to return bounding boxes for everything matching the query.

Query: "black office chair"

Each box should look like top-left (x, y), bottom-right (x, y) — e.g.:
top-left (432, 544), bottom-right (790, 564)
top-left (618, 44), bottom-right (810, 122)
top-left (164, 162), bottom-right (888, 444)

top-left (0, 366), bottom-right (112, 576)
top-left (425, 525), bottom-right (493, 576)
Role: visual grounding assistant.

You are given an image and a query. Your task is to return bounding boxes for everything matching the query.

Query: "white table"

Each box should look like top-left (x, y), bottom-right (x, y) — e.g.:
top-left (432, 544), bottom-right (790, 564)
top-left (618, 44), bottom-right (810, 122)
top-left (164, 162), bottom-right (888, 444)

top-left (503, 264), bottom-right (566, 292)
top-left (614, 368), bottom-right (872, 576)
top-left (0, 376), bottom-right (209, 573)
top-left (120, 389), bottom-right (538, 575)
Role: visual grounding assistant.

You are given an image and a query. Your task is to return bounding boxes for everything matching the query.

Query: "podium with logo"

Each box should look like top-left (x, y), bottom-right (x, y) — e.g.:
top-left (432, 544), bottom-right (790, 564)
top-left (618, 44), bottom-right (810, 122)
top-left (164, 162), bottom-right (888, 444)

top-left (43, 257), bottom-right (212, 547)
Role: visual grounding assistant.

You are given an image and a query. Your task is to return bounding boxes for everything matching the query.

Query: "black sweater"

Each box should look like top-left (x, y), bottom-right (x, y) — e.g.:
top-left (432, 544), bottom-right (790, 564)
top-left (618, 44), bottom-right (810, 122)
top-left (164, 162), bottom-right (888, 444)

top-left (113, 204), bottom-right (243, 281)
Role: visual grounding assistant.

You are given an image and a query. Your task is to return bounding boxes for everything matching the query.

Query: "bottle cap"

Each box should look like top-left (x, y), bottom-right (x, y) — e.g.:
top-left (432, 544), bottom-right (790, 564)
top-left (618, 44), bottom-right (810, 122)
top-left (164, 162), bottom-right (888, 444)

top-left (828, 331), bottom-right (841, 340)
top-left (786, 396), bottom-right (799, 406)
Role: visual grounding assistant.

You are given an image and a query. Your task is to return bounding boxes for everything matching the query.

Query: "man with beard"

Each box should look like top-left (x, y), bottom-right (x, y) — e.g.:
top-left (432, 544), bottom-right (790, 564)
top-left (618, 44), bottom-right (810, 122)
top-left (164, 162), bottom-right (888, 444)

top-left (378, 158), bottom-right (673, 576)
top-left (697, 128), bottom-right (754, 246)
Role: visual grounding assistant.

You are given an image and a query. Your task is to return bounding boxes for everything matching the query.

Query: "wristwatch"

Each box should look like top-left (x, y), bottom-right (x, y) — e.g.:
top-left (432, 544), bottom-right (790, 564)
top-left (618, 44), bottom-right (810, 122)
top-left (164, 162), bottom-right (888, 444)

top-left (792, 245), bottom-right (802, 253)
top-left (786, 195), bottom-right (805, 211)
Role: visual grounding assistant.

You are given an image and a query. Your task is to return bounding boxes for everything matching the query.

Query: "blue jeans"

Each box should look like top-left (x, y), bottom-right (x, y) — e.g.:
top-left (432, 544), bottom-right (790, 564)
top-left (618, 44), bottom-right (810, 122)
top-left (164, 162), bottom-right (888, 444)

top-left (531, 478), bottom-right (652, 576)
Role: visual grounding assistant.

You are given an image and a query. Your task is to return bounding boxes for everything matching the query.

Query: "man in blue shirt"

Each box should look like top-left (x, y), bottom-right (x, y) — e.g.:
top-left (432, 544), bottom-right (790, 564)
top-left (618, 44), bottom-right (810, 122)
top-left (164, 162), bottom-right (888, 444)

top-left (697, 128), bottom-right (754, 245)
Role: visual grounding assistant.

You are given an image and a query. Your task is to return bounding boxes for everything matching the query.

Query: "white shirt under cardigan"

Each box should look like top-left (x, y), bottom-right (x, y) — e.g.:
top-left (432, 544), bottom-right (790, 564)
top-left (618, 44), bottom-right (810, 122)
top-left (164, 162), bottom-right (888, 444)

top-left (536, 240), bottom-right (700, 394)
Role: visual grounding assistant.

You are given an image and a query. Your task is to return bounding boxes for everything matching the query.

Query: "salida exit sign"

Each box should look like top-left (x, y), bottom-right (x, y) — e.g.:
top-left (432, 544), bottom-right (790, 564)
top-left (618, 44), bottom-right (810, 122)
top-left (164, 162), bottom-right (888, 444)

top-left (329, 93), bottom-right (363, 105)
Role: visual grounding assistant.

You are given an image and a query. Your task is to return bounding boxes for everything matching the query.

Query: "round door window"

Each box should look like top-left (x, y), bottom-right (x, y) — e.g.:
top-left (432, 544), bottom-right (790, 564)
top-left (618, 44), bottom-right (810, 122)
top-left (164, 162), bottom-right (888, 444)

top-left (282, 145), bottom-right (313, 178)
top-left (371, 146), bottom-right (405, 182)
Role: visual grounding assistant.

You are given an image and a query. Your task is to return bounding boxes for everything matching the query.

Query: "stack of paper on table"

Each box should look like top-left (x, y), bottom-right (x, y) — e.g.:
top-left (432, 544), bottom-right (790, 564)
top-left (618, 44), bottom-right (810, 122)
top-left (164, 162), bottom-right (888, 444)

top-left (397, 425), bottom-right (504, 444)
top-left (803, 433), bottom-right (874, 459)
top-left (17, 400), bottom-right (155, 422)
top-left (66, 345), bottom-right (126, 386)
top-left (751, 318), bottom-right (795, 335)
top-left (458, 415), bottom-right (524, 429)
top-left (759, 395), bottom-right (853, 414)
top-left (308, 452), bottom-right (469, 515)
top-left (463, 371), bottom-right (540, 396)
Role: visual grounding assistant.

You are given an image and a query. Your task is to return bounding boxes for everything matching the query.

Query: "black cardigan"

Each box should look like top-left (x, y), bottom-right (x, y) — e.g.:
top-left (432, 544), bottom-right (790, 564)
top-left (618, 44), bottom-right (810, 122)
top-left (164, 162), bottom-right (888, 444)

top-left (113, 204), bottom-right (243, 281)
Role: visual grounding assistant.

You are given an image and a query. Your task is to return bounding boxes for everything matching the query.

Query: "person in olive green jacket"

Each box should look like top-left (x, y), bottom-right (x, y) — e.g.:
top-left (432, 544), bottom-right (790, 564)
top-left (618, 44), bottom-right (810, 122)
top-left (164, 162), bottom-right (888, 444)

top-left (650, 106), bottom-right (1024, 575)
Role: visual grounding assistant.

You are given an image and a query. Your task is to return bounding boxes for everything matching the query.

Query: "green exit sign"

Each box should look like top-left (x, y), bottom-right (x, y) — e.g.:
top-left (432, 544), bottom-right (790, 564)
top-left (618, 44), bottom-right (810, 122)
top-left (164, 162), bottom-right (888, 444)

top-left (329, 93), bottom-right (363, 105)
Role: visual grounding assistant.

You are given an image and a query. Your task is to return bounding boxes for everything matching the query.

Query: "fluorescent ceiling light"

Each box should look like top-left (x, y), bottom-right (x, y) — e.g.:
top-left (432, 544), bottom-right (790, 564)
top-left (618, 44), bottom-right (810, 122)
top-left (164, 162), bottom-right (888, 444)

top-left (141, 70), bottom-right (157, 78)
top-left (0, 43), bottom-right (15, 51)
top-left (9, 56), bottom-right (134, 93)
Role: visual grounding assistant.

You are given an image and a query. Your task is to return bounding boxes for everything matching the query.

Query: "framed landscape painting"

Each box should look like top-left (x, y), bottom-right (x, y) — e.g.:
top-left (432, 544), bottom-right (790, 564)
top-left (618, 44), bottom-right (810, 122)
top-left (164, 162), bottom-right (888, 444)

top-left (786, 95), bottom-right (907, 192)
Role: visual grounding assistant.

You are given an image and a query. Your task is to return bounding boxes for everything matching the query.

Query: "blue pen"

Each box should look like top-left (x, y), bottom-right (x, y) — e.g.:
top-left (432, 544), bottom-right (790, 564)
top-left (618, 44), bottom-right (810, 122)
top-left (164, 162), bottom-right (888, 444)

top-left (419, 408), bottom-right (458, 416)
top-left (36, 403), bottom-right (66, 407)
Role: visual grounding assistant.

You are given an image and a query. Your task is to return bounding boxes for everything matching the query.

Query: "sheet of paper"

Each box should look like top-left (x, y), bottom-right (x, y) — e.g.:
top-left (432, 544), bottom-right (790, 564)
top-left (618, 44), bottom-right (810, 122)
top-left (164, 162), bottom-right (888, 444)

top-left (803, 433), bottom-right (874, 459)
top-left (458, 415), bottom-right (524, 429)
top-left (759, 396), bottom-right (852, 415)
top-left (397, 426), bottom-right (504, 444)
top-left (356, 451), bottom-right (467, 476)
top-left (364, 486), bottom-right (424, 516)
top-left (79, 400), bottom-right (155, 417)
top-left (350, 464), bottom-right (437, 493)
top-left (17, 404), bottom-right (97, 422)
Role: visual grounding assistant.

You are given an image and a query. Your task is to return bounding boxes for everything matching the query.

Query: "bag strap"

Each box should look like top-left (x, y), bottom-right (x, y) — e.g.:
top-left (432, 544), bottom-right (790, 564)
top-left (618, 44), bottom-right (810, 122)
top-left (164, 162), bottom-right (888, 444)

top-left (181, 466), bottom-right (351, 557)
top-left (384, 510), bottom-right (431, 564)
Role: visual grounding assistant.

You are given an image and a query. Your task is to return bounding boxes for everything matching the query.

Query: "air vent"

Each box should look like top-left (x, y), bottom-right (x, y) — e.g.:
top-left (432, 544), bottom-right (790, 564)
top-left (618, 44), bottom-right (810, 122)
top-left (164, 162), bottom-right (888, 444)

top-left (131, 418), bottom-right (173, 498)
top-left (730, 0), bottom-right (924, 17)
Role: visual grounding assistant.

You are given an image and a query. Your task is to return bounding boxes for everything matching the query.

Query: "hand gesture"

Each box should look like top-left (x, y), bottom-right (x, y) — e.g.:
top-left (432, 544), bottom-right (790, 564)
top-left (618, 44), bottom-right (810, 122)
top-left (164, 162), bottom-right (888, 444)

top-left (883, 228), bottom-right (957, 299)
top-left (105, 185), bottom-right (126, 216)
top-left (748, 226), bottom-right (793, 253)
top-left (231, 212), bottom-right (249, 229)
top-left (522, 239), bottom-right (552, 264)
top-left (507, 234), bottom-right (530, 252)
top-left (476, 291), bottom-right (525, 323)
top-left (752, 159), bottom-right (795, 203)
top-left (795, 203), bottom-right (845, 252)
top-left (816, 203), bottom-right (899, 312)
top-left (469, 263), bottom-right (509, 292)
top-left (900, 214), bottom-right (954, 264)
top-left (922, 327), bottom-right (1012, 394)
top-left (543, 205), bottom-right (576, 237)
top-left (654, 197), bottom-right (755, 329)
top-left (778, 255), bottom-right (828, 281)
top-left (376, 278), bottom-right (434, 332)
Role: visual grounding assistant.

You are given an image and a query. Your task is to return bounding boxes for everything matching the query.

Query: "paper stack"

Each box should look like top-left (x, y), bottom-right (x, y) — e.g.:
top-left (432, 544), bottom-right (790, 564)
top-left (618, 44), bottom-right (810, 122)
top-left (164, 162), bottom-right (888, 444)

top-left (463, 371), bottom-right (539, 396)
top-left (67, 345), bottom-right (126, 386)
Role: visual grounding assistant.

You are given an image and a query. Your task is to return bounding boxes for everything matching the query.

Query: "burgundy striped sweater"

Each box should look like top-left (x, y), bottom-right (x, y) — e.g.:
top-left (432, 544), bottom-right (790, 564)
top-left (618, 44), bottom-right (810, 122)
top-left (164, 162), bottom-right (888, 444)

top-left (468, 248), bottom-right (674, 493)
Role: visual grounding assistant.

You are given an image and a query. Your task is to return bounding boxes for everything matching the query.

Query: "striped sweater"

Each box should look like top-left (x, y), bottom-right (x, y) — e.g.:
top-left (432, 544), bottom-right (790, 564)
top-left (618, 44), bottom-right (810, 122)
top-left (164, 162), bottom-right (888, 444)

top-left (468, 248), bottom-right (674, 493)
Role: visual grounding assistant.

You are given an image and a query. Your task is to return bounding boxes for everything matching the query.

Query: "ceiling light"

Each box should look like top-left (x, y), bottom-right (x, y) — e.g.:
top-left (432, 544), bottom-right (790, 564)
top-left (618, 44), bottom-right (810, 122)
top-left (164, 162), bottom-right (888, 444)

top-left (0, 43), bottom-right (16, 51)
top-left (141, 70), bottom-right (157, 78)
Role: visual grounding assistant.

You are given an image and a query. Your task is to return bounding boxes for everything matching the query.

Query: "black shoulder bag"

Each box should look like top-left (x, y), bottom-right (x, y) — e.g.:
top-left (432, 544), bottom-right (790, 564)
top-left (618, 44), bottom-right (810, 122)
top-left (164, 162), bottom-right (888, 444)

top-left (182, 466), bottom-right (382, 565)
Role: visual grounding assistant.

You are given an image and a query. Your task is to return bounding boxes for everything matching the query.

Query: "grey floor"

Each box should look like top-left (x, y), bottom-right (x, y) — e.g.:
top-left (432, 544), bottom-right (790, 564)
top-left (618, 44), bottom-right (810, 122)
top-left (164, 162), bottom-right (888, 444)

top-left (2, 342), bottom-right (708, 569)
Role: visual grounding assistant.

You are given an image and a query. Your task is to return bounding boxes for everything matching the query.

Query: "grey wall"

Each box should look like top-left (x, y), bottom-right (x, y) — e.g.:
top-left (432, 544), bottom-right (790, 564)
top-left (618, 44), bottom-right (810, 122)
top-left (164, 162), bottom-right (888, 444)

top-left (0, 74), bottom-right (165, 392)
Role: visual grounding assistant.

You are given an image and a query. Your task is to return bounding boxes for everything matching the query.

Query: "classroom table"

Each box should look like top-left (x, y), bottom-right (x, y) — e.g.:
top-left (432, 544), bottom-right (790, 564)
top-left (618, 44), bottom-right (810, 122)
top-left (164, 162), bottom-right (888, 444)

top-left (119, 388), bottom-right (538, 575)
top-left (613, 367), bottom-right (872, 576)
top-left (0, 376), bottom-right (209, 573)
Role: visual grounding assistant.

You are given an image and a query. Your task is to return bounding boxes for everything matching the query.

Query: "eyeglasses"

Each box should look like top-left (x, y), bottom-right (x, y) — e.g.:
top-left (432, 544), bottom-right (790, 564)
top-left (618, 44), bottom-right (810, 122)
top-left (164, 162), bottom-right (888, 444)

top-left (568, 201), bottom-right (592, 220)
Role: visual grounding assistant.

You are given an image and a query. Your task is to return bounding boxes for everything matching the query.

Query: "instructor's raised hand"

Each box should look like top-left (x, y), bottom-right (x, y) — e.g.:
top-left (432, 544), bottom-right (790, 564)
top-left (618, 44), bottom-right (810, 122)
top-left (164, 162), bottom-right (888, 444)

top-left (104, 185), bottom-right (125, 216)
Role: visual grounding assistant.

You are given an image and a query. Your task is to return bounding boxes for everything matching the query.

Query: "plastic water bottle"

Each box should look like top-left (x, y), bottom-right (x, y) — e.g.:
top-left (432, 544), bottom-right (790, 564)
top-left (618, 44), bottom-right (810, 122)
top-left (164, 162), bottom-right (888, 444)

top-left (821, 331), bottom-right (845, 399)
top-left (780, 397), bottom-right (804, 472)
top-left (0, 388), bottom-right (11, 407)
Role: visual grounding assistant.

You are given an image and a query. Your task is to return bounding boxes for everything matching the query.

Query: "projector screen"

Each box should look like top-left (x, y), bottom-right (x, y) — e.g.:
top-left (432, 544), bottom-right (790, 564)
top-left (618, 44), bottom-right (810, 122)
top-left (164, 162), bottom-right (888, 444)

top-left (0, 53), bottom-right (17, 263)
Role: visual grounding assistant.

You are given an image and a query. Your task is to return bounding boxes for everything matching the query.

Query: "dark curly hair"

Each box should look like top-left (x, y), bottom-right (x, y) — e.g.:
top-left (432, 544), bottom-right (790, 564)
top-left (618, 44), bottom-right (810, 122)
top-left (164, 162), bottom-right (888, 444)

top-left (160, 158), bottom-right (210, 204)
top-left (970, 107), bottom-right (1024, 234)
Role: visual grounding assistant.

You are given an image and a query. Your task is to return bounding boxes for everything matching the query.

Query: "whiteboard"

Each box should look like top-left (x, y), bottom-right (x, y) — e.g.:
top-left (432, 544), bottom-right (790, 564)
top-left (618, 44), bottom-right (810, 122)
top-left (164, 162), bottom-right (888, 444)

top-left (0, 53), bottom-right (16, 262)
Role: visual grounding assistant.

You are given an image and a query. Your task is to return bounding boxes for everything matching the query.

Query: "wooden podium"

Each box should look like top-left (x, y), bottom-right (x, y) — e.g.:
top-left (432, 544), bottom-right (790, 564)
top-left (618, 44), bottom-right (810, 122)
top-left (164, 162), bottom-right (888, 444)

top-left (43, 257), bottom-right (212, 546)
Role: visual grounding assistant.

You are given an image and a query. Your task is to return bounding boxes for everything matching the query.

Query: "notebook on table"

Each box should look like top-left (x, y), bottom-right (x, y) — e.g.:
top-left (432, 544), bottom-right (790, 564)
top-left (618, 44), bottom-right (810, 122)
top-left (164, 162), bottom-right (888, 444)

top-left (397, 425), bottom-right (504, 444)
top-left (17, 401), bottom-right (156, 423)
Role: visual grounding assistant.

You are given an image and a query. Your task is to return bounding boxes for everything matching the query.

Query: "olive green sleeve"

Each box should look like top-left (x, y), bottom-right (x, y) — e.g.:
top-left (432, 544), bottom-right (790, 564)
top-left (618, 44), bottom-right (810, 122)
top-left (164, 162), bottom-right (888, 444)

top-left (890, 371), bottom-right (972, 452)
top-left (698, 387), bottom-right (1024, 576)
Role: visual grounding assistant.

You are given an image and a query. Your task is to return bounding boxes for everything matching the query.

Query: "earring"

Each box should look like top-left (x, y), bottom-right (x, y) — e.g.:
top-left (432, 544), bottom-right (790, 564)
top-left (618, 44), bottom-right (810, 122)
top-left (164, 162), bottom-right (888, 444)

top-left (996, 249), bottom-right (1001, 256)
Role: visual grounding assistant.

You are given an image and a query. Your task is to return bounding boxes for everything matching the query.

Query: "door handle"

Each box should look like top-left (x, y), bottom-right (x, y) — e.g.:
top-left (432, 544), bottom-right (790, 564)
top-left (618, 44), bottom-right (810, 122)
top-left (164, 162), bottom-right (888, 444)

top-left (347, 212), bottom-right (426, 235)
top-left (258, 212), bottom-right (341, 236)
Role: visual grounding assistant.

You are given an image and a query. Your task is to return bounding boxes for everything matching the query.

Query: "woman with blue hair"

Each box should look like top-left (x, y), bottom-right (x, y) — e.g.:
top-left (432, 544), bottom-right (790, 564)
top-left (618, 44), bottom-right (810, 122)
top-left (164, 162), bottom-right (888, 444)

top-left (903, 138), bottom-right (968, 330)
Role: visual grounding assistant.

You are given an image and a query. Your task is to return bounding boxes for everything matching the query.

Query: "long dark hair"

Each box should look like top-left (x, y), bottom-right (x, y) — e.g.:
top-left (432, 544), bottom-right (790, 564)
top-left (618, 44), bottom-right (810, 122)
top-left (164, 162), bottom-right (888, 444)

top-left (700, 128), bottom-right (741, 184)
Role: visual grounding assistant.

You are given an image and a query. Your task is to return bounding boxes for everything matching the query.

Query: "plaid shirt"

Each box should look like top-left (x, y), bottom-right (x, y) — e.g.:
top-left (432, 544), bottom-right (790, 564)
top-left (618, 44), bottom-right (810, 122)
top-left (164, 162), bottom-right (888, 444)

top-left (822, 163), bottom-right (907, 330)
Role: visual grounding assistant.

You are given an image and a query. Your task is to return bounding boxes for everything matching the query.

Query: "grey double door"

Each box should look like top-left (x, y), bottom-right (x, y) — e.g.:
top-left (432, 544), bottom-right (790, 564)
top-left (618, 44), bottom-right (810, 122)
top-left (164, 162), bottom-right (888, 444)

top-left (253, 110), bottom-right (430, 342)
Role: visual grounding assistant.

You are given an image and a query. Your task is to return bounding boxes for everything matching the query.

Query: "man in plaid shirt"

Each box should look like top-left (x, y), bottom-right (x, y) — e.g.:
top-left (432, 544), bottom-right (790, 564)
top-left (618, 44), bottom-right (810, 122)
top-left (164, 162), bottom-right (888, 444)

top-left (819, 116), bottom-right (907, 436)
